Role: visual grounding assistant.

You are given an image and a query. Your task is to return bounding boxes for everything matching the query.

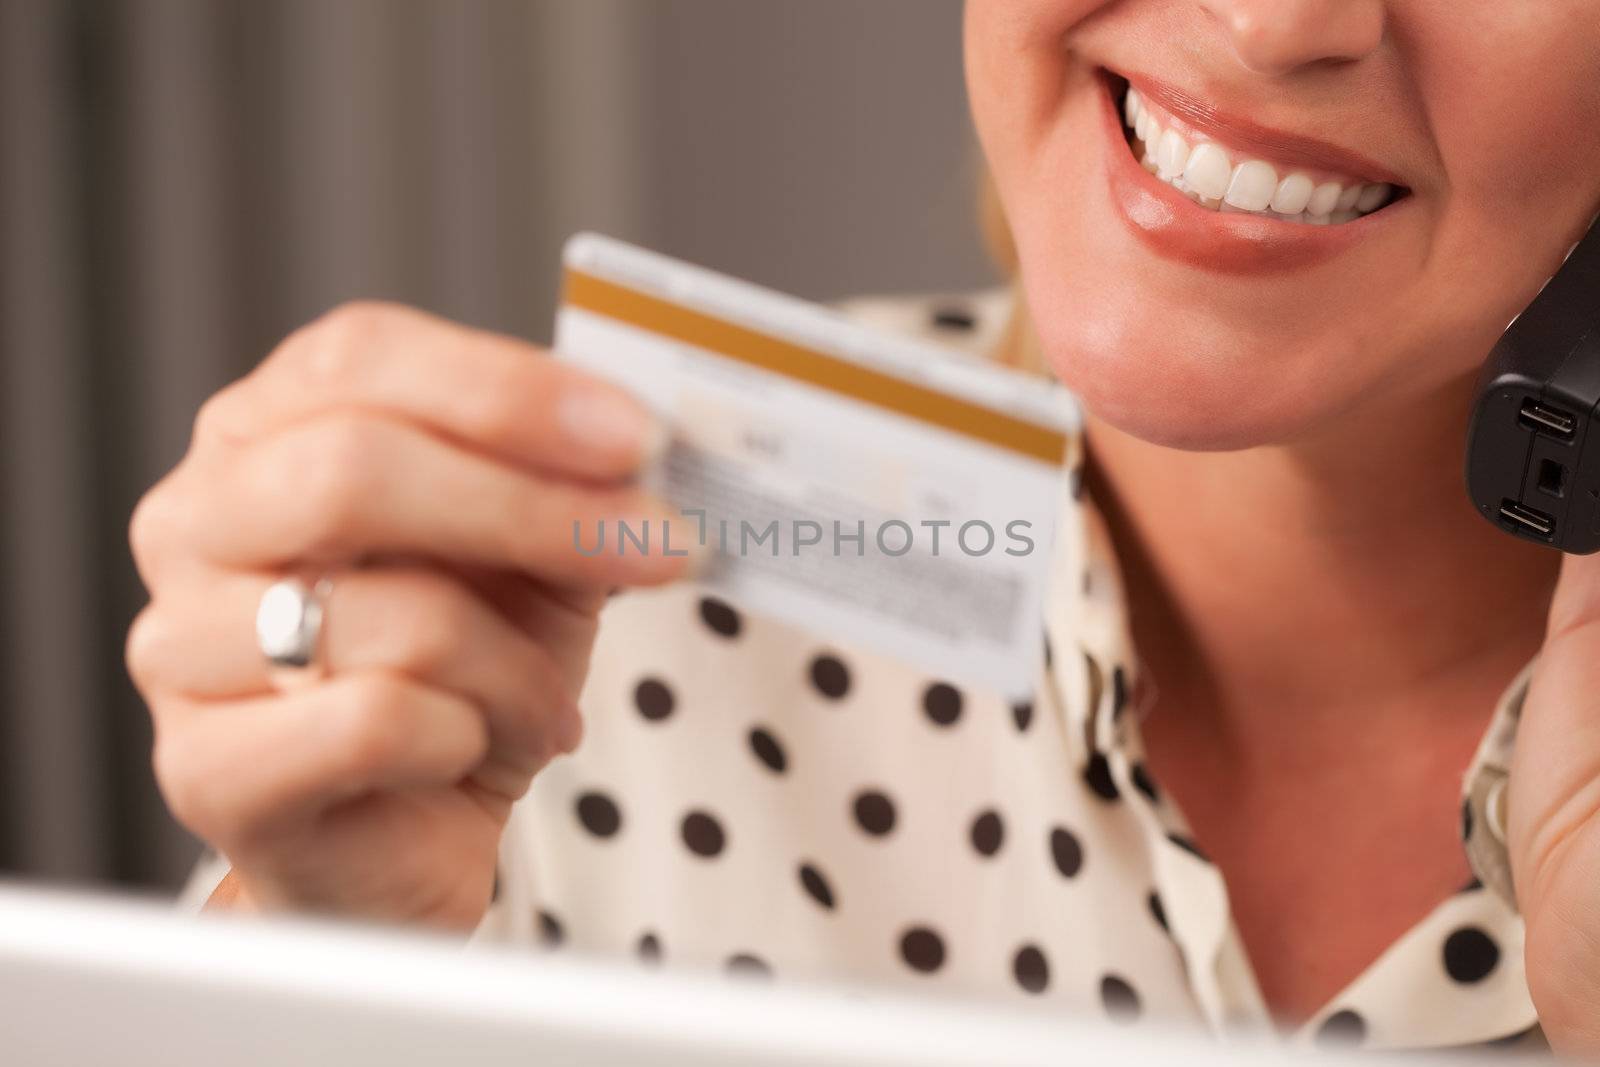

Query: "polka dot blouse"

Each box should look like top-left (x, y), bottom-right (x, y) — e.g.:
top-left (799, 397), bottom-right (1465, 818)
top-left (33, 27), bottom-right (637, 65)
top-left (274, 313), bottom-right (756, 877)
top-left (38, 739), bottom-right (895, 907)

top-left (189, 291), bottom-right (1545, 1053)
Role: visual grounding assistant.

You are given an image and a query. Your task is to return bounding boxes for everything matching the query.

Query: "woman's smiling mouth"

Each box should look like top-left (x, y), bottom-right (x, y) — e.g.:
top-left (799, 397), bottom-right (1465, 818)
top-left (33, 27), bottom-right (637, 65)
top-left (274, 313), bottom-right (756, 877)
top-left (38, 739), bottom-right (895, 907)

top-left (1095, 70), bottom-right (1413, 274)
top-left (1124, 85), bottom-right (1401, 225)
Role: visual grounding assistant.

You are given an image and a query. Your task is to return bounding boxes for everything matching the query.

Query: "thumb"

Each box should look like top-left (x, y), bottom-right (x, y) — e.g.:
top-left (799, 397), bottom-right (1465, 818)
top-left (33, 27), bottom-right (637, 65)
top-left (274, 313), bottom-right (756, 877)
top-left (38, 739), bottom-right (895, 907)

top-left (1546, 549), bottom-right (1600, 642)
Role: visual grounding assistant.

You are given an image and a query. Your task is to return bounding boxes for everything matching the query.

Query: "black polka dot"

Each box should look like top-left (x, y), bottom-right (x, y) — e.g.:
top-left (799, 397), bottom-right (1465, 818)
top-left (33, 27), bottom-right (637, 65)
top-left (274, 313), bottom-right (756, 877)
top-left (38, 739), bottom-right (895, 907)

top-left (748, 726), bottom-right (788, 774)
top-left (853, 790), bottom-right (897, 837)
top-left (1315, 1010), bottom-right (1367, 1048)
top-left (923, 682), bottom-right (964, 727)
top-left (1083, 754), bottom-right (1120, 802)
top-left (538, 910), bottom-right (564, 947)
top-left (992, 947), bottom-right (1043, 998)
top-left (1050, 827), bottom-right (1084, 879)
top-left (1166, 832), bottom-right (1209, 863)
top-left (932, 305), bottom-right (977, 332)
top-left (1461, 798), bottom-right (1474, 841)
top-left (575, 791), bottom-right (622, 838)
top-left (1013, 945), bottom-right (1050, 994)
top-left (799, 862), bottom-right (836, 910)
top-left (1443, 926), bottom-right (1501, 984)
top-left (1012, 700), bottom-right (1034, 733)
top-left (727, 954), bottom-right (772, 979)
top-left (1131, 763), bottom-right (1160, 803)
top-left (899, 927), bottom-right (946, 974)
top-left (1100, 975), bottom-right (1142, 1022)
top-left (681, 811), bottom-right (727, 858)
top-left (810, 654), bottom-right (851, 700)
top-left (637, 932), bottom-right (662, 962)
top-left (633, 678), bottom-right (675, 722)
top-left (698, 596), bottom-right (742, 638)
top-left (1148, 892), bottom-right (1169, 933)
top-left (970, 810), bottom-right (1005, 857)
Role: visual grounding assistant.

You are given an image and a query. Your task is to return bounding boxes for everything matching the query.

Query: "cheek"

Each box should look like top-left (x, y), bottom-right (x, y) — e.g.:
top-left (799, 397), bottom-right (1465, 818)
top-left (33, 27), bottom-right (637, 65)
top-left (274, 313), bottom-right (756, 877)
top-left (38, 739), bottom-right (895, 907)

top-left (1411, 12), bottom-right (1600, 294)
top-left (1417, 7), bottom-right (1600, 213)
top-left (1374, 12), bottom-right (1600, 398)
top-left (966, 0), bottom-right (1117, 144)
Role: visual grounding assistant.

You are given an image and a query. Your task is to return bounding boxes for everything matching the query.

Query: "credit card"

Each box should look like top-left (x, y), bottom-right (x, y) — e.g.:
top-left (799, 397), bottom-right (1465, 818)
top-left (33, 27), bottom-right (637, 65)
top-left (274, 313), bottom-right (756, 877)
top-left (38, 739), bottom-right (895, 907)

top-left (554, 234), bottom-right (1079, 701)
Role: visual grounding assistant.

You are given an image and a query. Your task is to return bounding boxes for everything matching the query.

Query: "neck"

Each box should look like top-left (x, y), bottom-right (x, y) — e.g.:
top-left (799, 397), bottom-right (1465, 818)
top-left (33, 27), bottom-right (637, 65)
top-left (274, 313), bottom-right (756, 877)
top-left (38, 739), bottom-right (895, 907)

top-left (1083, 371), bottom-right (1559, 741)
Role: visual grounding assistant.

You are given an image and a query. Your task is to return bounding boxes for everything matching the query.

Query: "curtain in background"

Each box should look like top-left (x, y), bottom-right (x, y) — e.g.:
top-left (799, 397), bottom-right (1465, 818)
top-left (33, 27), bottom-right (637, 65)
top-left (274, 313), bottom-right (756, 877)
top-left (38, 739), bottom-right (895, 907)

top-left (0, 0), bottom-right (990, 893)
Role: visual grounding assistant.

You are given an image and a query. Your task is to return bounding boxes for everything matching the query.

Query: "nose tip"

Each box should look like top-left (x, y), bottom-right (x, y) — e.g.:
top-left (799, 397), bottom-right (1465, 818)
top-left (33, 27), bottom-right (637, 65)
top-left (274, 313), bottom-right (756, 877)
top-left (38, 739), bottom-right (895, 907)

top-left (1202, 0), bottom-right (1385, 76)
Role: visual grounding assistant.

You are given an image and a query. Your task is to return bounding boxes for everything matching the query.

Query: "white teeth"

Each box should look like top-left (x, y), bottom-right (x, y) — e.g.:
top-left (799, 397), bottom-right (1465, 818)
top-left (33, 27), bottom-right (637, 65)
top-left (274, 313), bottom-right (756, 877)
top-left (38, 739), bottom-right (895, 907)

top-left (1356, 182), bottom-right (1391, 213)
top-left (1182, 143), bottom-right (1232, 201)
top-left (1138, 110), bottom-right (1157, 147)
top-left (1307, 182), bottom-right (1343, 217)
top-left (1123, 89), bottom-right (1396, 226)
top-left (1224, 160), bottom-right (1278, 212)
top-left (1156, 130), bottom-right (1189, 179)
top-left (1270, 173), bottom-right (1314, 215)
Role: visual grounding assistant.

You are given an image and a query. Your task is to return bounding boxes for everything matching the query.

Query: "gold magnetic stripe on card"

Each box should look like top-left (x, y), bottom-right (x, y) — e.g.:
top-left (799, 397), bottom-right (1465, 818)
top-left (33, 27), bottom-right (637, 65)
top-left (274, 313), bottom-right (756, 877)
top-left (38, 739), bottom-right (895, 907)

top-left (562, 271), bottom-right (1068, 466)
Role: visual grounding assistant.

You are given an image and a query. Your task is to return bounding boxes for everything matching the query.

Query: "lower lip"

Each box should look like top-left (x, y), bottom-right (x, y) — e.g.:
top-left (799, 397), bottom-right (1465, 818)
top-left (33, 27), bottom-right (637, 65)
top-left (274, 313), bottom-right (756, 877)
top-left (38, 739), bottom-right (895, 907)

top-left (1096, 73), bottom-right (1395, 275)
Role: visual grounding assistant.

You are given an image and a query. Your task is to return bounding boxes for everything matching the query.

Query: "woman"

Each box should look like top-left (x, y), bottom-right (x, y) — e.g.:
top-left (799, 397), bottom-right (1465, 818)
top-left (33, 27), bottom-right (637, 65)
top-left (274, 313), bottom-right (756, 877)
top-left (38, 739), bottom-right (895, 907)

top-left (125, 0), bottom-right (1600, 1053)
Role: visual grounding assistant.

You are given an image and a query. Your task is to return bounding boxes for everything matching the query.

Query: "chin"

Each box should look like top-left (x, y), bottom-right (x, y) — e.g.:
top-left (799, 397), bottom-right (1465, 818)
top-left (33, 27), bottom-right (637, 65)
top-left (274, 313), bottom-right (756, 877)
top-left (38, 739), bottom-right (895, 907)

top-left (1041, 328), bottom-right (1336, 455)
top-left (1016, 241), bottom-right (1364, 454)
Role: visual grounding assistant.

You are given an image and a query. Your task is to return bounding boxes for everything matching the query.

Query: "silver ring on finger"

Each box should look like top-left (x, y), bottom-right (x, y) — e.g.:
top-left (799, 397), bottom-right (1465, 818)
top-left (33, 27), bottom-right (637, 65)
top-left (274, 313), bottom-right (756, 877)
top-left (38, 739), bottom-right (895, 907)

top-left (255, 575), bottom-right (335, 691)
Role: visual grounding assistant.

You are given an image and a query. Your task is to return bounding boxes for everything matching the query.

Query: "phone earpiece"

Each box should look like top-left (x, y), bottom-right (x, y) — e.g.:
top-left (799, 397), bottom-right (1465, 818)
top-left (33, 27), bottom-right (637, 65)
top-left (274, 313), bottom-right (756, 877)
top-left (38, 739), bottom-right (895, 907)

top-left (1466, 217), bottom-right (1600, 553)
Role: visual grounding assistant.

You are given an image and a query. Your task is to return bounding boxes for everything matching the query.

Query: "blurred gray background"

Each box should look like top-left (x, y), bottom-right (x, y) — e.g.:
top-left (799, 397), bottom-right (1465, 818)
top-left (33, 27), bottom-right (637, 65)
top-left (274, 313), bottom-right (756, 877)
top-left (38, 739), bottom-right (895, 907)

top-left (0, 0), bottom-right (995, 892)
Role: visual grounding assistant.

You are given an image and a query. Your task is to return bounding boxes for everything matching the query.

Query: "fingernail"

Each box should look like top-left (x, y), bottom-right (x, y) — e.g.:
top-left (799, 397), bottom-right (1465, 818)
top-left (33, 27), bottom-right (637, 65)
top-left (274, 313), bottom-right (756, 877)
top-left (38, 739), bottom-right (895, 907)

top-left (558, 383), bottom-right (661, 461)
top-left (557, 705), bottom-right (586, 755)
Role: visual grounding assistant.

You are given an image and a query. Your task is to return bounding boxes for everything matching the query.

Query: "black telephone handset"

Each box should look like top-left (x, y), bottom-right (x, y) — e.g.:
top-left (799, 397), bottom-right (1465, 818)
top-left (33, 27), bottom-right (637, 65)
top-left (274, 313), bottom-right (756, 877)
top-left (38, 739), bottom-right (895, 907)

top-left (1466, 218), bottom-right (1600, 552)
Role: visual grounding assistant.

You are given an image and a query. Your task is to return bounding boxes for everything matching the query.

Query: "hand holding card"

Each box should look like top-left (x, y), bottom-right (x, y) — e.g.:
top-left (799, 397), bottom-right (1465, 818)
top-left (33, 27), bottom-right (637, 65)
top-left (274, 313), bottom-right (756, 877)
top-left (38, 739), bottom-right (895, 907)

top-left (555, 234), bottom-right (1080, 700)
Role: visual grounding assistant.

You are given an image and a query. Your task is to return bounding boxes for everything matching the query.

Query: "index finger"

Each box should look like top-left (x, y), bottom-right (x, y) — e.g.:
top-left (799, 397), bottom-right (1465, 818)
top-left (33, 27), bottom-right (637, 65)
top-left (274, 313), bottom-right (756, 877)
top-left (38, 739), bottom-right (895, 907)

top-left (197, 301), bottom-right (663, 484)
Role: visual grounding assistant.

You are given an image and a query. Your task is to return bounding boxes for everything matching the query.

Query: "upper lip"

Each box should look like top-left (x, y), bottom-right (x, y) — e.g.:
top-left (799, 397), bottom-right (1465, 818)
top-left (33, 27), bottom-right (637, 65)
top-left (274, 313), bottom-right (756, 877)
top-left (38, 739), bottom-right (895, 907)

top-left (1117, 72), bottom-right (1408, 188)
